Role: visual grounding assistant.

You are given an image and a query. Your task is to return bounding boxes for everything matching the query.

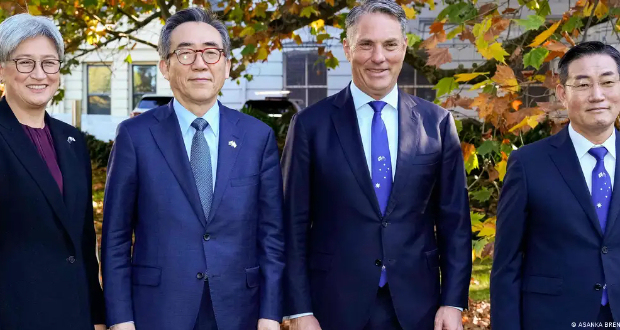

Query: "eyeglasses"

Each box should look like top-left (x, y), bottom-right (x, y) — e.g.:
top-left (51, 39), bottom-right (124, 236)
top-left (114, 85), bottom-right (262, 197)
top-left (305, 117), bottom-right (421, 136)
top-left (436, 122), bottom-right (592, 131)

top-left (11, 58), bottom-right (62, 74)
top-left (565, 80), bottom-right (620, 92)
top-left (168, 48), bottom-right (224, 65)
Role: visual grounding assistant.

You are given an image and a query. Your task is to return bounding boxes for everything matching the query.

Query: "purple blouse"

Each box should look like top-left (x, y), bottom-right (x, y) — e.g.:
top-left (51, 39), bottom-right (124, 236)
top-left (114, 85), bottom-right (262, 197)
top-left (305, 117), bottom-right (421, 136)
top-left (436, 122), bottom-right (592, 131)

top-left (21, 124), bottom-right (64, 194)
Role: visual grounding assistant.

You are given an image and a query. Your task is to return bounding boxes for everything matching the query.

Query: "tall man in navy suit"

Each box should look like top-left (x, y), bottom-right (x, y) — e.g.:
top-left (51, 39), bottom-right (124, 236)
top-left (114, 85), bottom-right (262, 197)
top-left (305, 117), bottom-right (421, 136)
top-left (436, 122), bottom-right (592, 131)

top-left (282, 1), bottom-right (472, 329)
top-left (102, 8), bottom-right (284, 330)
top-left (492, 41), bottom-right (620, 329)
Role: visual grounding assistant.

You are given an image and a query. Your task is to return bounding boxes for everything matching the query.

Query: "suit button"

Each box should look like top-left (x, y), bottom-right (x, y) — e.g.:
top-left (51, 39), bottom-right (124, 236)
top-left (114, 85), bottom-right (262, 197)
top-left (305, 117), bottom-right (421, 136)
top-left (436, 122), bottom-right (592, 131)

top-left (382, 221), bottom-right (388, 228)
top-left (66, 256), bottom-right (75, 263)
top-left (375, 259), bottom-right (382, 267)
top-left (196, 272), bottom-right (204, 279)
top-left (595, 283), bottom-right (603, 290)
top-left (203, 233), bottom-right (211, 241)
top-left (602, 246), bottom-right (609, 254)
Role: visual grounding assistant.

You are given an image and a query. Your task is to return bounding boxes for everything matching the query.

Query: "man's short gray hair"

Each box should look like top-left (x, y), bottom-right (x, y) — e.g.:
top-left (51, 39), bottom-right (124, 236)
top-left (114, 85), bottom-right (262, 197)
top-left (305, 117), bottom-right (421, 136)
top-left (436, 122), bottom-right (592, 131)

top-left (158, 7), bottom-right (231, 61)
top-left (0, 13), bottom-right (64, 63)
top-left (345, 0), bottom-right (407, 42)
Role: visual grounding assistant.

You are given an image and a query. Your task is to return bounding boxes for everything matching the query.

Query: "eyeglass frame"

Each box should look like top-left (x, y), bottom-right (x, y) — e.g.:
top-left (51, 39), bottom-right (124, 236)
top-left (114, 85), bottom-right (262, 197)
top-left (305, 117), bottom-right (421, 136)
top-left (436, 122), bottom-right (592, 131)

top-left (10, 58), bottom-right (62, 74)
top-left (167, 47), bottom-right (226, 65)
top-left (564, 79), bottom-right (620, 92)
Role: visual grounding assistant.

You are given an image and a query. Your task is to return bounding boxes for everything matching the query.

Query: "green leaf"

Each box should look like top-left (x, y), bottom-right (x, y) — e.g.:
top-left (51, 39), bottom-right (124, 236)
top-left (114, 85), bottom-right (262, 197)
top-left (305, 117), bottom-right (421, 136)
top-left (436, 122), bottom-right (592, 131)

top-left (464, 151), bottom-right (479, 174)
top-left (523, 47), bottom-right (550, 70)
top-left (229, 7), bottom-right (244, 22)
top-left (470, 211), bottom-right (486, 224)
top-left (477, 140), bottom-right (500, 156)
top-left (241, 44), bottom-right (257, 56)
top-left (124, 54), bottom-right (132, 64)
top-left (501, 142), bottom-right (515, 156)
top-left (83, 0), bottom-right (98, 7)
top-left (300, 6), bottom-right (318, 18)
top-left (325, 56), bottom-right (339, 69)
top-left (455, 119), bottom-right (463, 134)
top-left (471, 188), bottom-right (492, 202)
top-left (446, 25), bottom-right (464, 40)
top-left (562, 15), bottom-right (584, 33)
top-left (536, 1), bottom-right (551, 16)
top-left (317, 34), bottom-right (330, 43)
top-left (437, 2), bottom-right (478, 24)
top-left (406, 33), bottom-right (421, 47)
top-left (512, 15), bottom-right (545, 31)
top-left (433, 77), bottom-right (458, 98)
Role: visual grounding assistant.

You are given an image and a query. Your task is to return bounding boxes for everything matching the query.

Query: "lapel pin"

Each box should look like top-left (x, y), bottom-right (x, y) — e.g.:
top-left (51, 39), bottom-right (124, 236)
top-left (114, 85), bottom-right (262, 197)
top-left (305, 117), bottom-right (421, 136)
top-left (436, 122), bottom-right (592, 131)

top-left (67, 136), bottom-right (75, 144)
top-left (228, 140), bottom-right (237, 148)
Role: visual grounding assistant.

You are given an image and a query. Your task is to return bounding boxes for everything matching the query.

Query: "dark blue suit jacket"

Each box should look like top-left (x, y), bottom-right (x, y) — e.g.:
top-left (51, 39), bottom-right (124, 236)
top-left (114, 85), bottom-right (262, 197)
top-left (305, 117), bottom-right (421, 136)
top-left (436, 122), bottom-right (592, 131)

top-left (102, 101), bottom-right (285, 329)
top-left (282, 86), bottom-right (472, 330)
top-left (492, 127), bottom-right (620, 329)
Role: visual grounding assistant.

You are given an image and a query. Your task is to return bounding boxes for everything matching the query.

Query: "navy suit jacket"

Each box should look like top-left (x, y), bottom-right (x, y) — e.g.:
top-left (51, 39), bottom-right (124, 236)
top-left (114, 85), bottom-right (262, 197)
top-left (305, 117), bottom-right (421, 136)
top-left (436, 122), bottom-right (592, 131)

top-left (102, 101), bottom-right (285, 329)
top-left (492, 127), bottom-right (620, 329)
top-left (282, 86), bottom-right (472, 330)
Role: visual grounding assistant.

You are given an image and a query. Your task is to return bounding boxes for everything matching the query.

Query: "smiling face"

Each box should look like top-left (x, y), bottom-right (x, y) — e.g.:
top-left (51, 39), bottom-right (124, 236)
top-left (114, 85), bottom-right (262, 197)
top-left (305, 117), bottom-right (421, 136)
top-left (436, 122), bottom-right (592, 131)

top-left (0, 35), bottom-right (60, 111)
top-left (343, 12), bottom-right (407, 100)
top-left (556, 53), bottom-right (620, 140)
top-left (159, 21), bottom-right (231, 110)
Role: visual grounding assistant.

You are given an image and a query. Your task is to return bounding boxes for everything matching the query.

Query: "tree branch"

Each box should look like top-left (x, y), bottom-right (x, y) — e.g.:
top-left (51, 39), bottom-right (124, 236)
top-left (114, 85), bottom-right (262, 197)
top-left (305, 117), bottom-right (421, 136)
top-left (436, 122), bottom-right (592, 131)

top-left (105, 30), bottom-right (158, 48)
top-left (157, 0), bottom-right (172, 20)
top-left (582, 0), bottom-right (600, 42)
top-left (116, 6), bottom-right (140, 24)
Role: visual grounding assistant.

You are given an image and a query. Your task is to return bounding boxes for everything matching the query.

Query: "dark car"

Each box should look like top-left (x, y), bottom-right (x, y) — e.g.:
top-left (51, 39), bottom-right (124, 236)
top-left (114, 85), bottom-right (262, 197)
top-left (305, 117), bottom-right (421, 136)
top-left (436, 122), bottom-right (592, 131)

top-left (131, 95), bottom-right (174, 117)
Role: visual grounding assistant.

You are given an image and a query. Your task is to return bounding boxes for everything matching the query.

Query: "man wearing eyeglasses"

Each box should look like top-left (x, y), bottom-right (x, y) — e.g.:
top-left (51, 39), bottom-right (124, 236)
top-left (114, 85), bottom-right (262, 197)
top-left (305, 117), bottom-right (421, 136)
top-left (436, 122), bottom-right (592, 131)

top-left (102, 7), bottom-right (284, 330)
top-left (492, 41), bottom-right (620, 329)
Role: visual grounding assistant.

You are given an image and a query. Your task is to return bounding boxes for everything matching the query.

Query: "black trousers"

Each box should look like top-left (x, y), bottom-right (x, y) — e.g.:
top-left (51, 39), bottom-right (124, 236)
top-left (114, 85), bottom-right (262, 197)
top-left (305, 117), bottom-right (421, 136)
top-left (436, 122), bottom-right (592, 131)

top-left (363, 284), bottom-right (403, 330)
top-left (193, 281), bottom-right (218, 330)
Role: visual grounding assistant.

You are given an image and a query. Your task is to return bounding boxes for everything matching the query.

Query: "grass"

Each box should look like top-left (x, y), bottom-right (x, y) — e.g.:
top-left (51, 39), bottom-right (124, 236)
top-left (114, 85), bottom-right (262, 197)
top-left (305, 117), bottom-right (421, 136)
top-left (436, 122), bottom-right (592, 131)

top-left (470, 258), bottom-right (492, 302)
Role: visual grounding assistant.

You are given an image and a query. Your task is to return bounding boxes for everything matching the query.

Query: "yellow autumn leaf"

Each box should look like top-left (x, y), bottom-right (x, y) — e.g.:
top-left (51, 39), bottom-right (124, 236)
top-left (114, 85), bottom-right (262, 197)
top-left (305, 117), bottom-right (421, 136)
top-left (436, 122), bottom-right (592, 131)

top-left (425, 0), bottom-right (435, 10)
top-left (257, 47), bottom-right (268, 60)
top-left (293, 34), bottom-right (302, 45)
top-left (529, 21), bottom-right (561, 47)
top-left (595, 1), bottom-right (608, 20)
top-left (28, 5), bottom-right (42, 15)
top-left (401, 4), bottom-right (417, 19)
top-left (495, 159), bottom-right (507, 182)
top-left (584, 1), bottom-right (594, 17)
top-left (310, 19), bottom-right (325, 31)
top-left (455, 72), bottom-right (489, 82)
top-left (469, 79), bottom-right (492, 91)
top-left (240, 26), bottom-right (255, 37)
top-left (533, 74), bottom-right (546, 83)
top-left (478, 42), bottom-right (509, 63)
top-left (509, 114), bottom-right (544, 133)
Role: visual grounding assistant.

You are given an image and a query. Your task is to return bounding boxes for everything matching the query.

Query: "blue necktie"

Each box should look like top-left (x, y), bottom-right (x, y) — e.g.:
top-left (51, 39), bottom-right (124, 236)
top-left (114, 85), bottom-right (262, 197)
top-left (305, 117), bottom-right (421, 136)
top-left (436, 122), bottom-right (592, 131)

top-left (589, 146), bottom-right (611, 306)
top-left (369, 101), bottom-right (392, 287)
top-left (190, 118), bottom-right (213, 223)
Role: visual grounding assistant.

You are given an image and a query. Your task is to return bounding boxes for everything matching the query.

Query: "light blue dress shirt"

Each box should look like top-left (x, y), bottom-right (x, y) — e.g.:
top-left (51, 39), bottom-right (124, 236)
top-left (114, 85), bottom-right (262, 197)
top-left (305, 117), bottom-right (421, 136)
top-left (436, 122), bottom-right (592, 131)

top-left (174, 98), bottom-right (220, 191)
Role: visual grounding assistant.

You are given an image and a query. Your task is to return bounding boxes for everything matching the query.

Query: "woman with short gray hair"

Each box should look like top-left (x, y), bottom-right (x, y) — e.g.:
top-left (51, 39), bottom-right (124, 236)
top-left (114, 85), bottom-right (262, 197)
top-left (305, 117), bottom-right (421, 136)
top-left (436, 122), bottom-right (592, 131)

top-left (0, 13), bottom-right (105, 330)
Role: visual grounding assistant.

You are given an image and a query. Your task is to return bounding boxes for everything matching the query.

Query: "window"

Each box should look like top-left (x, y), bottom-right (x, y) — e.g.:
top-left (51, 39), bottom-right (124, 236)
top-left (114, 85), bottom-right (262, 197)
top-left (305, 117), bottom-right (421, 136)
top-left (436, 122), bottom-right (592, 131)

top-left (397, 63), bottom-right (436, 101)
top-left (284, 51), bottom-right (328, 109)
top-left (132, 65), bottom-right (158, 109)
top-left (87, 65), bottom-right (112, 114)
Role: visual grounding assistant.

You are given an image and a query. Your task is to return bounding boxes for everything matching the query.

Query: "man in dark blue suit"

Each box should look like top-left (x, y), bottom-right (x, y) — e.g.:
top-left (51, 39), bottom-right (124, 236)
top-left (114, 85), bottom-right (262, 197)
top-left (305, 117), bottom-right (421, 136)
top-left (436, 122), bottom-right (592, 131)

top-left (492, 41), bottom-right (620, 329)
top-left (102, 8), bottom-right (284, 330)
top-left (282, 1), bottom-right (472, 329)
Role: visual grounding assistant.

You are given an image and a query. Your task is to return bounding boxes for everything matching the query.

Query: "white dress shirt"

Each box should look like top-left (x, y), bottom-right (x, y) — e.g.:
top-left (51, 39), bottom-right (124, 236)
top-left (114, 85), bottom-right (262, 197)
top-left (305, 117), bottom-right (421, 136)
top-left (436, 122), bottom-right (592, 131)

top-left (350, 81), bottom-right (399, 179)
top-left (174, 98), bottom-right (220, 190)
top-left (568, 123), bottom-right (616, 194)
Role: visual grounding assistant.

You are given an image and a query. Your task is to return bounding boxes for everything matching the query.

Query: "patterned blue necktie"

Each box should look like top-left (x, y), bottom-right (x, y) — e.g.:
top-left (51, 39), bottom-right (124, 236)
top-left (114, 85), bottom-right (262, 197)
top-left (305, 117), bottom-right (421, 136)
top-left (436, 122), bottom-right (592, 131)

top-left (369, 101), bottom-right (392, 287)
top-left (190, 118), bottom-right (213, 222)
top-left (589, 146), bottom-right (611, 306)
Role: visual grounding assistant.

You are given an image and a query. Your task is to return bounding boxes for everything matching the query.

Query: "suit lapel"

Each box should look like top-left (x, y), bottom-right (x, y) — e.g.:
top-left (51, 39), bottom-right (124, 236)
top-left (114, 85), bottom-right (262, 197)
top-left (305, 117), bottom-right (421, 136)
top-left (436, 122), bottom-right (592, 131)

top-left (331, 86), bottom-right (382, 217)
top-left (150, 102), bottom-right (206, 227)
top-left (549, 127), bottom-right (603, 237)
top-left (384, 91), bottom-right (420, 219)
top-left (604, 130), bottom-right (620, 237)
top-left (0, 98), bottom-right (75, 246)
top-left (208, 104), bottom-right (243, 224)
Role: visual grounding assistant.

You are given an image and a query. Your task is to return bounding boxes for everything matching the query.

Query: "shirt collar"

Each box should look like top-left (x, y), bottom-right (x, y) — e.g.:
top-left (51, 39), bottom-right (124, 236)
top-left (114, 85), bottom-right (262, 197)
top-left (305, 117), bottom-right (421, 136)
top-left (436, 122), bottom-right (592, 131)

top-left (568, 123), bottom-right (616, 160)
top-left (349, 81), bottom-right (399, 112)
top-left (173, 98), bottom-right (220, 137)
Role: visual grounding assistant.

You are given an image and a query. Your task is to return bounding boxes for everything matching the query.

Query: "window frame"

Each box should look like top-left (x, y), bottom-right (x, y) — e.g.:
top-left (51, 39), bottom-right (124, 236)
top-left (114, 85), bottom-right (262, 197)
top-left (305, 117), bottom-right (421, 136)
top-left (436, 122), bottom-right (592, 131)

top-left (283, 49), bottom-right (329, 108)
top-left (85, 63), bottom-right (113, 115)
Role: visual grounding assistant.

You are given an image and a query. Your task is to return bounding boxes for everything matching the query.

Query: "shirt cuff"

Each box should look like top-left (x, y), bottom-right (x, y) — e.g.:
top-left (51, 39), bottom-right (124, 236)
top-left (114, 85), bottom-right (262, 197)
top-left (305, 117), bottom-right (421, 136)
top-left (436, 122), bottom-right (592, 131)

top-left (283, 312), bottom-right (313, 320)
top-left (445, 305), bottom-right (464, 312)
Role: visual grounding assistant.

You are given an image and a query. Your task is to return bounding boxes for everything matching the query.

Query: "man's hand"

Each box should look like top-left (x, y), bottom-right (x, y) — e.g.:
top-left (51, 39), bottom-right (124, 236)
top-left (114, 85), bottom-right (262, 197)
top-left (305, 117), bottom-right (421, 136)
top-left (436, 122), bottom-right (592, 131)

top-left (110, 322), bottom-right (136, 330)
top-left (289, 315), bottom-right (322, 330)
top-left (434, 306), bottom-right (464, 330)
top-left (258, 318), bottom-right (280, 330)
top-left (94, 325), bottom-right (106, 330)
